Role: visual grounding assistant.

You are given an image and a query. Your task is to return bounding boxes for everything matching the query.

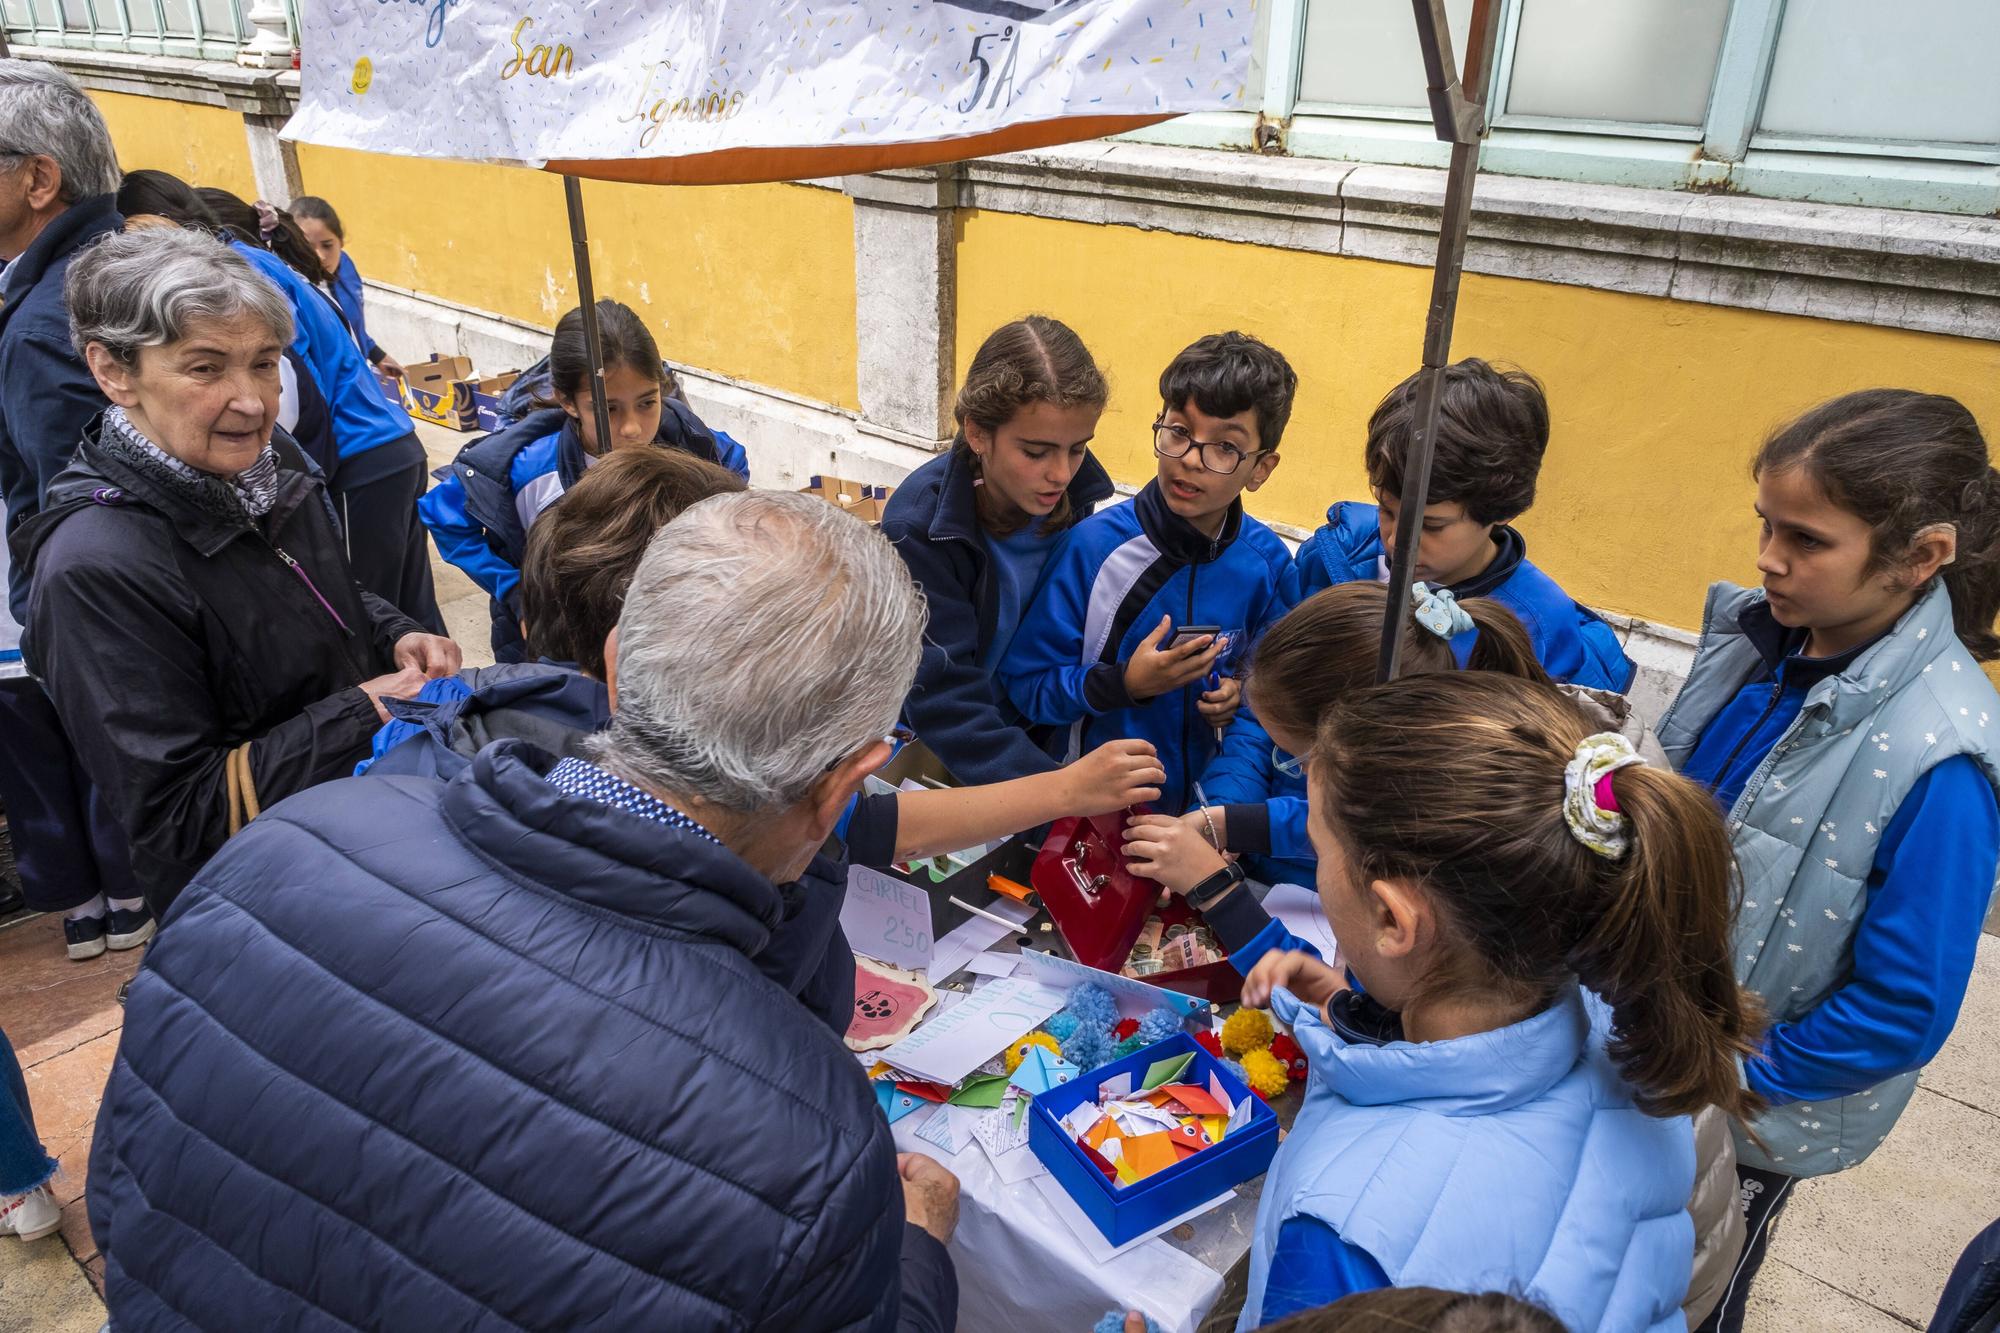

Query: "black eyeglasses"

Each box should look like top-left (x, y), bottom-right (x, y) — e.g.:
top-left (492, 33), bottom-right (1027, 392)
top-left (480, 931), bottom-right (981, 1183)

top-left (1152, 418), bottom-right (1264, 476)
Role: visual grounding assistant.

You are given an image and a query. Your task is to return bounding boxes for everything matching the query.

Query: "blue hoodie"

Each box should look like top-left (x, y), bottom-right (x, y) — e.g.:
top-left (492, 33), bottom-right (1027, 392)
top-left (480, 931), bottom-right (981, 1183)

top-left (228, 240), bottom-right (412, 466)
top-left (418, 404), bottom-right (748, 661)
top-left (328, 251), bottom-right (383, 365)
top-left (1000, 481), bottom-right (1298, 814)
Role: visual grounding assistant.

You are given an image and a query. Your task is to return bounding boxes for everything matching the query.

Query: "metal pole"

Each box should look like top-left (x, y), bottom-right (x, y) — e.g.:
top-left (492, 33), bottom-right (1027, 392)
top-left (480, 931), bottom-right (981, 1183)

top-left (562, 174), bottom-right (615, 456)
top-left (1377, 0), bottom-right (1505, 684)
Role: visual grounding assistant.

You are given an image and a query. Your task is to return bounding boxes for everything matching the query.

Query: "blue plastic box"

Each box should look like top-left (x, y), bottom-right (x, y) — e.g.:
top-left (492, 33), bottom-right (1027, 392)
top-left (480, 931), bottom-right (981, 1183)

top-left (1028, 1032), bottom-right (1279, 1245)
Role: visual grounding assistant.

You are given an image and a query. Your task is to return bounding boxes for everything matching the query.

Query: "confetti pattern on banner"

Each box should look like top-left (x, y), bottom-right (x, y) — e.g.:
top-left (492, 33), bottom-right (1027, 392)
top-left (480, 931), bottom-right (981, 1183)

top-left (284, 0), bottom-right (1255, 166)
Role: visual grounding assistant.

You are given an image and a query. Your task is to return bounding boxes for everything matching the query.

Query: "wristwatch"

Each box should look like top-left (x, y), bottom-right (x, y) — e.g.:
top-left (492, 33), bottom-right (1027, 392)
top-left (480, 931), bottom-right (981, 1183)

top-left (1184, 860), bottom-right (1246, 913)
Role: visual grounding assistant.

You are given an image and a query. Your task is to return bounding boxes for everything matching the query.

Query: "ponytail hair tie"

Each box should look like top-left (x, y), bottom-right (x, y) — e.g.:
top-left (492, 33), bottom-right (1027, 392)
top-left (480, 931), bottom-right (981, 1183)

top-left (1410, 582), bottom-right (1476, 640)
top-left (252, 199), bottom-right (282, 243)
top-left (1564, 732), bottom-right (1645, 860)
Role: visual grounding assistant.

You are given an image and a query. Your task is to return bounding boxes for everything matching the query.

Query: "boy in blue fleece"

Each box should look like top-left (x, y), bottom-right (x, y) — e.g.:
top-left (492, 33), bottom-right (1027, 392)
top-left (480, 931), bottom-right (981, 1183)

top-left (1202, 358), bottom-right (1633, 883)
top-left (1001, 332), bottom-right (1299, 814)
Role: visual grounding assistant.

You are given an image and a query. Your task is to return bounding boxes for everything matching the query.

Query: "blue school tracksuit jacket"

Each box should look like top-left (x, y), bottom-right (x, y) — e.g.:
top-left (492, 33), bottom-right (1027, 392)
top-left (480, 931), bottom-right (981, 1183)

top-left (1203, 499), bottom-right (1638, 887)
top-left (999, 481), bottom-right (1298, 815)
top-left (228, 241), bottom-right (411, 467)
top-left (328, 252), bottom-right (384, 366)
top-left (417, 405), bottom-right (748, 661)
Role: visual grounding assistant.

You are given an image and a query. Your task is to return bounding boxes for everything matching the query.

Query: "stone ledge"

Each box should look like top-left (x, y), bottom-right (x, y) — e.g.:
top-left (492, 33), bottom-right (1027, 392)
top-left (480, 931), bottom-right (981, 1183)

top-left (18, 44), bottom-right (297, 117)
top-left (958, 142), bottom-right (2000, 342)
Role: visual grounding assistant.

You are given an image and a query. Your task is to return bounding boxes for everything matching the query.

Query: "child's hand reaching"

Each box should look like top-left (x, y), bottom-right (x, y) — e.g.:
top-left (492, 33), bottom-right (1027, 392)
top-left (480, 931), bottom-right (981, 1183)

top-left (1061, 740), bottom-right (1166, 817)
top-left (1242, 949), bottom-right (1348, 1015)
top-left (1123, 812), bottom-right (1229, 894)
top-left (1197, 673), bottom-right (1241, 731)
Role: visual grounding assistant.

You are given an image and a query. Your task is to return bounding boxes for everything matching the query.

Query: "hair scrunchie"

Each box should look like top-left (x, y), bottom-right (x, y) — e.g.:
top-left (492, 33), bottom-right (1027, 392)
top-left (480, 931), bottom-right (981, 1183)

top-left (1563, 732), bottom-right (1645, 860)
top-left (252, 199), bottom-right (282, 244)
top-left (1410, 582), bottom-right (1476, 640)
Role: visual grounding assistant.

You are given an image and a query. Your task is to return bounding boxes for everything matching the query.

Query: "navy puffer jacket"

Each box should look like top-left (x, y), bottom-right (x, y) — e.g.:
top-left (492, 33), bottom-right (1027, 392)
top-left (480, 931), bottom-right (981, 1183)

top-left (88, 741), bottom-right (955, 1332)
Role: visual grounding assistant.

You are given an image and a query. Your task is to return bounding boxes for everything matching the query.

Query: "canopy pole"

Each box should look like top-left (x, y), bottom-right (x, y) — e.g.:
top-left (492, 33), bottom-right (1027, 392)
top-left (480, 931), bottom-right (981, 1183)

top-left (1377, 0), bottom-right (1505, 684)
top-left (562, 174), bottom-right (616, 456)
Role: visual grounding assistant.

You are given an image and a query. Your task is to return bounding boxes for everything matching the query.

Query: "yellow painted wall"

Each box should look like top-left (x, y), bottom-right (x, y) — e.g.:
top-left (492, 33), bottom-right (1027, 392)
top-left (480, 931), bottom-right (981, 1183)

top-left (294, 146), bottom-right (860, 411)
top-left (89, 91), bottom-right (258, 202)
top-left (953, 209), bottom-right (2000, 634)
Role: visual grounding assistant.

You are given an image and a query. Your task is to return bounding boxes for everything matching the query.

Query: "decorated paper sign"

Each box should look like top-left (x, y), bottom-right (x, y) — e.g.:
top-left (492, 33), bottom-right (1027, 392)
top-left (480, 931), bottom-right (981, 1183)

top-left (841, 866), bottom-right (935, 973)
top-left (879, 975), bottom-right (1067, 1085)
top-left (285, 0), bottom-right (1258, 180)
top-left (845, 956), bottom-right (938, 1051)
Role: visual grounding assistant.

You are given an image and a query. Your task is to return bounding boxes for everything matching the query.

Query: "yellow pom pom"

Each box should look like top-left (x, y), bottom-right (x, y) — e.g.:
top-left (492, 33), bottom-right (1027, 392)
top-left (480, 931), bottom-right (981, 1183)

top-left (1221, 1007), bottom-right (1274, 1057)
top-left (1004, 1030), bottom-right (1063, 1073)
top-left (1241, 1048), bottom-right (1289, 1100)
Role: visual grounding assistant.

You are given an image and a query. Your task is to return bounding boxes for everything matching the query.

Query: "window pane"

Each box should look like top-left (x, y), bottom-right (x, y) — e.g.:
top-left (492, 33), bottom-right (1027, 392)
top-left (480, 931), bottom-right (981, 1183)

top-left (1297, 0), bottom-right (1472, 109)
top-left (1759, 0), bottom-right (2000, 146)
top-left (1505, 0), bottom-right (1729, 125)
top-left (58, 0), bottom-right (91, 30)
top-left (197, 0), bottom-right (240, 38)
top-left (160, 0), bottom-right (194, 34)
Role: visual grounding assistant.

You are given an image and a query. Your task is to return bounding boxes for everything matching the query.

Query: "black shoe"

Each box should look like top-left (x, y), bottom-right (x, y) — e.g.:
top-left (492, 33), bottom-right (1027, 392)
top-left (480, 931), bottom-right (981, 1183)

top-left (64, 913), bottom-right (108, 961)
top-left (107, 904), bottom-right (155, 952)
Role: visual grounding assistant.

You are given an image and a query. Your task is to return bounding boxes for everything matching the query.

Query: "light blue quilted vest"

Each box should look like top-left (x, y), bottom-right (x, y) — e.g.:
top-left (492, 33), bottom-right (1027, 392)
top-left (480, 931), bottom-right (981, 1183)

top-left (1238, 987), bottom-right (1694, 1333)
top-left (1657, 582), bottom-right (2000, 1176)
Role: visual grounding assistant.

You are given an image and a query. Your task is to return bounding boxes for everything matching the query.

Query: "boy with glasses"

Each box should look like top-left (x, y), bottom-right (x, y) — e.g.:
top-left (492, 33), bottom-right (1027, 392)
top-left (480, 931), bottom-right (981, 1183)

top-left (1001, 332), bottom-right (1299, 819)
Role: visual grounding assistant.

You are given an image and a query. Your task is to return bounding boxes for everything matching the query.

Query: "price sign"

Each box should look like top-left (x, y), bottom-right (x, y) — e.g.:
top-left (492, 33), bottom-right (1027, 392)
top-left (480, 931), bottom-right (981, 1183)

top-left (842, 866), bottom-right (935, 973)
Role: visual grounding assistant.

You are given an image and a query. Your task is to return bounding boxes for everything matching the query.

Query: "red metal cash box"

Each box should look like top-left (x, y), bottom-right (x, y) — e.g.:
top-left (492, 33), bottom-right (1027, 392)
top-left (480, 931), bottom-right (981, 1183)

top-left (1030, 810), bottom-right (1241, 1003)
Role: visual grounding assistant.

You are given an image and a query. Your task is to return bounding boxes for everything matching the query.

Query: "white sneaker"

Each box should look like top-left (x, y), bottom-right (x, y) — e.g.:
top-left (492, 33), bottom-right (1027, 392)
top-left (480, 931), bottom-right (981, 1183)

top-left (0, 1184), bottom-right (61, 1241)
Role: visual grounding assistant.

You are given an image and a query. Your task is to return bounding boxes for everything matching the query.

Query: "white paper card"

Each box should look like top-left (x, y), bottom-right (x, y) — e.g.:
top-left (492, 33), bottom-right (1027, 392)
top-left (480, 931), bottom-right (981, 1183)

top-left (1261, 883), bottom-right (1340, 961)
top-left (879, 976), bottom-right (1067, 1085)
top-left (928, 896), bottom-right (1036, 983)
top-left (841, 865), bottom-right (935, 972)
top-left (917, 1103), bottom-right (975, 1156)
top-left (964, 952), bottom-right (1020, 979)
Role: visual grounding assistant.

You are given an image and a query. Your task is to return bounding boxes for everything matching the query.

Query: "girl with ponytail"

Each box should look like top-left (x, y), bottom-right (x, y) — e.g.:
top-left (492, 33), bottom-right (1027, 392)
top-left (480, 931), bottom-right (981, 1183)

top-left (880, 315), bottom-right (1114, 786)
top-left (1126, 579), bottom-right (1659, 943)
top-left (1231, 673), bottom-right (1763, 1333)
top-left (1656, 389), bottom-right (2000, 1331)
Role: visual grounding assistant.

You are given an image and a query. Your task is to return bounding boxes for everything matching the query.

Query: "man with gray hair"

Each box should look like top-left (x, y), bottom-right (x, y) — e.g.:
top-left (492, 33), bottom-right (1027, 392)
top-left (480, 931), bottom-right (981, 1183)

top-left (0, 58), bottom-right (140, 962)
top-left (88, 490), bottom-right (962, 1331)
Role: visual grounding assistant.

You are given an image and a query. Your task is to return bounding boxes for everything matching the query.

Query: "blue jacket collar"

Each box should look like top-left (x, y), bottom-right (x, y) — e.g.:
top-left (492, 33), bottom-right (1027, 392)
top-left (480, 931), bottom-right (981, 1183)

top-left (1300, 984), bottom-right (1590, 1116)
top-left (0, 195), bottom-right (120, 306)
top-left (1135, 478), bottom-right (1242, 564)
top-left (445, 740), bottom-right (783, 953)
top-left (1319, 499), bottom-right (1524, 597)
top-left (923, 445), bottom-right (1115, 547)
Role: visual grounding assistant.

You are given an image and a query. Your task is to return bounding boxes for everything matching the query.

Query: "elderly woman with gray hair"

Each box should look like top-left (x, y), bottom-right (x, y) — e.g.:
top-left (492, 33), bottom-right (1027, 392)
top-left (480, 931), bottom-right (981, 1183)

top-left (88, 488), bottom-right (960, 1331)
top-left (15, 227), bottom-right (460, 920)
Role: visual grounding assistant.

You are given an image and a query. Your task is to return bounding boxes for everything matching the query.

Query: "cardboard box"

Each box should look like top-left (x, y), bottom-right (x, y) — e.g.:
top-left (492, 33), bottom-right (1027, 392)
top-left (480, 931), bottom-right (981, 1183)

top-left (800, 474), bottom-right (895, 523)
top-left (1027, 1033), bottom-right (1279, 1245)
top-left (400, 355), bottom-right (477, 430)
top-left (463, 370), bottom-right (523, 433)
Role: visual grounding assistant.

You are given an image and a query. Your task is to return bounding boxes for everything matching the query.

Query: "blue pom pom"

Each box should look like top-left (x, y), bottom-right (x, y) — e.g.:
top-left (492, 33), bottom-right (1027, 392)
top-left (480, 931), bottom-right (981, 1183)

top-left (1221, 1057), bottom-right (1249, 1086)
top-left (1064, 982), bottom-right (1117, 1032)
top-left (1136, 1007), bottom-right (1183, 1045)
top-left (1044, 1011), bottom-right (1081, 1042)
top-left (1063, 1026), bottom-right (1113, 1072)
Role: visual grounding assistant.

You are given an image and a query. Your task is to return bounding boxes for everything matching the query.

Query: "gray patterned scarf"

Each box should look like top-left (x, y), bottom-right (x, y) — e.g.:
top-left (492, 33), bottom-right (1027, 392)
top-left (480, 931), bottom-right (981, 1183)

top-left (101, 406), bottom-right (281, 522)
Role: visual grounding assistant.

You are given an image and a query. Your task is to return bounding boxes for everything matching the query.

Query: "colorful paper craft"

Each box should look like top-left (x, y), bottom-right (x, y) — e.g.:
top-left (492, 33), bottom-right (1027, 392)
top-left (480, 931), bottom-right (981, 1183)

top-left (874, 1082), bottom-right (927, 1125)
top-left (1140, 1051), bottom-right (1196, 1092)
top-left (947, 1073), bottom-right (1010, 1109)
top-left (895, 1080), bottom-right (952, 1103)
top-left (1200, 1115), bottom-right (1230, 1144)
top-left (1008, 1045), bottom-right (1078, 1097)
top-left (1083, 1115), bottom-right (1124, 1153)
top-left (1157, 1083), bottom-right (1227, 1117)
top-left (1080, 1140), bottom-right (1120, 1182)
top-left (1119, 1131), bottom-right (1180, 1182)
top-left (916, 1103), bottom-right (974, 1156)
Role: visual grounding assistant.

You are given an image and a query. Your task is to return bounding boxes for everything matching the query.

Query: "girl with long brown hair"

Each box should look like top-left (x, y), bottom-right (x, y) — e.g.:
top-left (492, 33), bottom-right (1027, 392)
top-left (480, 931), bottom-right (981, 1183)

top-left (880, 315), bottom-right (1117, 785)
top-left (1660, 390), bottom-right (2000, 1331)
top-left (1231, 672), bottom-right (1764, 1332)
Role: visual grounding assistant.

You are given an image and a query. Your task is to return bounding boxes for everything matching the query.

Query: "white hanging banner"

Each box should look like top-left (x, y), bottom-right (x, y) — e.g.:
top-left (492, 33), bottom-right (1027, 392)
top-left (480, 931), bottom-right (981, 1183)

top-left (284, 0), bottom-right (1256, 180)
